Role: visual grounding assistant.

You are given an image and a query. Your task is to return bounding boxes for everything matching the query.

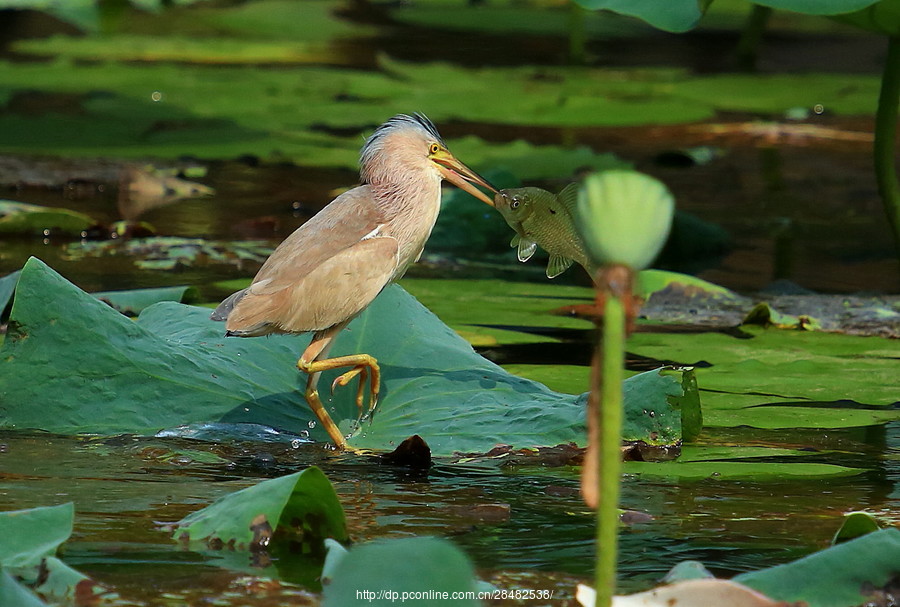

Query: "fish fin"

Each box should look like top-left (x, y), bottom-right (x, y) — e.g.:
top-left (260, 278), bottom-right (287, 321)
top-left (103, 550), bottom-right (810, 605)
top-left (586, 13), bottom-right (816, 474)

top-left (556, 182), bottom-right (580, 212)
top-left (510, 234), bottom-right (520, 248)
top-left (546, 255), bottom-right (574, 278)
top-left (517, 238), bottom-right (537, 262)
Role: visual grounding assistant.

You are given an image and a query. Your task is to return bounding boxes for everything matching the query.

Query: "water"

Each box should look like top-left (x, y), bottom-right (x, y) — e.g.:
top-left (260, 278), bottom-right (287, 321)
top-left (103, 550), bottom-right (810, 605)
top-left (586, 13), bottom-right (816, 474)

top-left (1, 422), bottom-right (897, 604)
top-left (1, 4), bottom-right (898, 604)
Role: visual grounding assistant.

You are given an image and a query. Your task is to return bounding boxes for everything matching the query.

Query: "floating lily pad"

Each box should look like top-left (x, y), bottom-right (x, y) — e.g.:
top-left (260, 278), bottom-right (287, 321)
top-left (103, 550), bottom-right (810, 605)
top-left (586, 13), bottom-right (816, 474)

top-left (0, 200), bottom-right (95, 237)
top-left (63, 237), bottom-right (273, 271)
top-left (0, 258), bottom-right (686, 454)
top-left (637, 270), bottom-right (741, 300)
top-left (623, 460), bottom-right (862, 480)
top-left (93, 285), bottom-right (201, 315)
top-left (16, 35), bottom-right (351, 66)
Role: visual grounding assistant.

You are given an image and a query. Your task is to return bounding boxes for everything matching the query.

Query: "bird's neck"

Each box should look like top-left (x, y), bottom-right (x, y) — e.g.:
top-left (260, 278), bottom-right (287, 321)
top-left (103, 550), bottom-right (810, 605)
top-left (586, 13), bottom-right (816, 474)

top-left (369, 172), bottom-right (442, 220)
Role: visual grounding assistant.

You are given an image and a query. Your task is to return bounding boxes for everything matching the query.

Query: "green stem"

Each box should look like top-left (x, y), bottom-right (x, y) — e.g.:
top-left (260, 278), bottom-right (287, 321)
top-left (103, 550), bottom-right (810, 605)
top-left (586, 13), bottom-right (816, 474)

top-left (734, 4), bottom-right (772, 72)
top-left (568, 2), bottom-right (587, 66)
top-left (874, 35), bottom-right (900, 261)
top-left (594, 292), bottom-right (625, 607)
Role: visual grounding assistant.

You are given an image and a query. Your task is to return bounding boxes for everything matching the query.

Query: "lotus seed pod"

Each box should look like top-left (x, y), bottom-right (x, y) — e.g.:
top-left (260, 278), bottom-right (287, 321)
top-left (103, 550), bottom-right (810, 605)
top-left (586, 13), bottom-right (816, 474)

top-left (576, 170), bottom-right (675, 270)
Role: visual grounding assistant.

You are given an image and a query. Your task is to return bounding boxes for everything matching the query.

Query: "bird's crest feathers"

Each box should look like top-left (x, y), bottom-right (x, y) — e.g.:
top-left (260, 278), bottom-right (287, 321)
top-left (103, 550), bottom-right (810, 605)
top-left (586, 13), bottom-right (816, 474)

top-left (360, 113), bottom-right (444, 184)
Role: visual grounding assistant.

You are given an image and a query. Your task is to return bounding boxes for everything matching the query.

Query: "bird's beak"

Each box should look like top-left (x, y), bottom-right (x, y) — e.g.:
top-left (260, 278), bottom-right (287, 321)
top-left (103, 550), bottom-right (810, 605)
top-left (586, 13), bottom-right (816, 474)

top-left (432, 151), bottom-right (497, 206)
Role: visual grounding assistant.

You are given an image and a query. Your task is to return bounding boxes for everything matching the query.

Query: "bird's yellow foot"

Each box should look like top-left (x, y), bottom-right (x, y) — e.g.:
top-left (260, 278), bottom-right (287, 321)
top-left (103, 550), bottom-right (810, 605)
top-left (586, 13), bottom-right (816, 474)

top-left (330, 361), bottom-right (380, 420)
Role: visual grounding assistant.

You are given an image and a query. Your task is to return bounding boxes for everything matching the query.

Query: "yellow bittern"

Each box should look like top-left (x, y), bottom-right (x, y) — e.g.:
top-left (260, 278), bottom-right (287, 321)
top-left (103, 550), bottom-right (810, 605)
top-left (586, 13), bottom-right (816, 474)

top-left (212, 114), bottom-right (497, 449)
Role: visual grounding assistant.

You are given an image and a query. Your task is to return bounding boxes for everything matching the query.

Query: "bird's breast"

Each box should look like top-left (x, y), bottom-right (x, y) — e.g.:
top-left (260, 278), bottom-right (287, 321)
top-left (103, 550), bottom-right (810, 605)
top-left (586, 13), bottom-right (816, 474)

top-left (379, 182), bottom-right (442, 278)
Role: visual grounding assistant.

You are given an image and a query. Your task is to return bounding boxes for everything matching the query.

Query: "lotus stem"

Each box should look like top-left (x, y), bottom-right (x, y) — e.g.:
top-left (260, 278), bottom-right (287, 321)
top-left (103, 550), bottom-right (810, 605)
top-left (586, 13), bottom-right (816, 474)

top-left (735, 4), bottom-right (772, 72)
top-left (592, 266), bottom-right (629, 607)
top-left (569, 2), bottom-right (587, 65)
top-left (875, 35), bottom-right (900, 262)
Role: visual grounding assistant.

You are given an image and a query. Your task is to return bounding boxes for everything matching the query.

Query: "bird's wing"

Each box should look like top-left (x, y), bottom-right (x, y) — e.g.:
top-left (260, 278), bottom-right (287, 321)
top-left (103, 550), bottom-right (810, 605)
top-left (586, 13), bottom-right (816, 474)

top-left (222, 186), bottom-right (401, 335)
top-left (225, 236), bottom-right (398, 335)
top-left (250, 186), bottom-right (387, 294)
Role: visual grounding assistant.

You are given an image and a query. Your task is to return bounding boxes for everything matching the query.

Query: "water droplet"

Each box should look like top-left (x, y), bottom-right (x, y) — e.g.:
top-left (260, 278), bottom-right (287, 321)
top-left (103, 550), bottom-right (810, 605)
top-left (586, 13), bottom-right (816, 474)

top-left (290, 439), bottom-right (302, 449)
top-left (299, 430), bottom-right (309, 439)
top-left (814, 103), bottom-right (824, 114)
top-left (151, 91), bottom-right (163, 102)
top-left (308, 420), bottom-right (316, 429)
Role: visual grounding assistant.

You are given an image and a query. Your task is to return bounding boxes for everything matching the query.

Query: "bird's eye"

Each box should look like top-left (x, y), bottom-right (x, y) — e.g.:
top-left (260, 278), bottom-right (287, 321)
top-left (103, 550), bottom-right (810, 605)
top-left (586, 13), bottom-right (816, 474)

top-left (429, 143), bottom-right (441, 155)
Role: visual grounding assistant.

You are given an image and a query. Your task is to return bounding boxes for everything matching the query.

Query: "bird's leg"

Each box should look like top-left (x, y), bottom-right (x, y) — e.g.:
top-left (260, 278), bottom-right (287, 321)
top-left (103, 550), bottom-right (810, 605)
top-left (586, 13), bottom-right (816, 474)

top-left (296, 327), bottom-right (381, 449)
top-left (298, 330), bottom-right (347, 450)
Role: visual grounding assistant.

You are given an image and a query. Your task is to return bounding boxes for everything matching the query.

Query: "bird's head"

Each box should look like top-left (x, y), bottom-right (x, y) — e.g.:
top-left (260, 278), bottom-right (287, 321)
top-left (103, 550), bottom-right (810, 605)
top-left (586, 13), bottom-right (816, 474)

top-left (360, 113), bottom-right (496, 206)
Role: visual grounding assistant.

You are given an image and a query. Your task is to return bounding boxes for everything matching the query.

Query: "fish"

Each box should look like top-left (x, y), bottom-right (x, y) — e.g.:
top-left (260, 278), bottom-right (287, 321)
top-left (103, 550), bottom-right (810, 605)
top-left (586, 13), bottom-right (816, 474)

top-left (493, 184), bottom-right (592, 278)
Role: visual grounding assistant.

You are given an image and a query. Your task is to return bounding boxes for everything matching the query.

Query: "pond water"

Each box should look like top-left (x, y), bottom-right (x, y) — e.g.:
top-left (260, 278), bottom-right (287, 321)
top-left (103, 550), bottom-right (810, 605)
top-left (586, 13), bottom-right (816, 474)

top-left (2, 421), bottom-right (898, 605)
top-left (1, 2), bottom-right (899, 605)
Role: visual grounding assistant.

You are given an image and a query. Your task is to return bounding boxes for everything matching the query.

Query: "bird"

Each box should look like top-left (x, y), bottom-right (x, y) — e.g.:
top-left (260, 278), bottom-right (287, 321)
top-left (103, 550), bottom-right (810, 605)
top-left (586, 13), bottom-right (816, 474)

top-left (211, 113), bottom-right (497, 449)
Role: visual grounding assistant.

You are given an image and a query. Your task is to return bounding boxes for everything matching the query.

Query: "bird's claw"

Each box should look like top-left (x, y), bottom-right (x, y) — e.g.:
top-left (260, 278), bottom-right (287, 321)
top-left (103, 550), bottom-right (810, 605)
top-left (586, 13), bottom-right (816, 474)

top-left (331, 365), bottom-right (377, 421)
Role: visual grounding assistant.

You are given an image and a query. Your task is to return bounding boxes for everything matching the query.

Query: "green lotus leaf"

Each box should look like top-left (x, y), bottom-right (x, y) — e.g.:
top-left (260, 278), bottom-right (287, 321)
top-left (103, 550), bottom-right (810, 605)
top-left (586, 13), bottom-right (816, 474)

top-left (174, 467), bottom-right (347, 551)
top-left (735, 529), bottom-right (900, 607)
top-left (834, 0), bottom-right (900, 35)
top-left (0, 571), bottom-right (47, 607)
top-left (0, 502), bottom-right (106, 603)
top-left (0, 503), bottom-right (73, 568)
top-left (832, 511), bottom-right (880, 545)
top-left (92, 285), bottom-right (201, 315)
top-left (322, 537), bottom-right (479, 607)
top-left (0, 258), bottom-right (686, 454)
top-left (0, 200), bottom-right (94, 237)
top-left (623, 461), bottom-right (862, 480)
top-left (571, 0), bottom-right (707, 32)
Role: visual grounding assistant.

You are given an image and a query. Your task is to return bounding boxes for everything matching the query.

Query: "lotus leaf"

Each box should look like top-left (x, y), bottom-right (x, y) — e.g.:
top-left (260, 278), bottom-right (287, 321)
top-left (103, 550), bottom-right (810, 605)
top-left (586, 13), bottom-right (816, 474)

top-left (92, 285), bottom-right (201, 315)
top-left (0, 502), bottom-right (107, 603)
top-left (831, 511), bottom-right (880, 544)
top-left (0, 571), bottom-right (46, 607)
top-left (735, 528), bottom-right (900, 607)
top-left (0, 200), bottom-right (94, 237)
top-left (322, 537), bottom-right (479, 607)
top-left (0, 270), bottom-right (19, 316)
top-left (835, 0), bottom-right (900, 35)
top-left (0, 503), bottom-right (73, 568)
top-left (0, 258), bottom-right (686, 454)
top-left (174, 467), bottom-right (347, 551)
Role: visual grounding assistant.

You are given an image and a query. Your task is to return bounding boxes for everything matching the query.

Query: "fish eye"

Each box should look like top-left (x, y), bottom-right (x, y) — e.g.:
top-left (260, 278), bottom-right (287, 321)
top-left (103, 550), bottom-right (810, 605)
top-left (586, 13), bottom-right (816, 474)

top-left (511, 197), bottom-right (521, 209)
top-left (429, 143), bottom-right (441, 155)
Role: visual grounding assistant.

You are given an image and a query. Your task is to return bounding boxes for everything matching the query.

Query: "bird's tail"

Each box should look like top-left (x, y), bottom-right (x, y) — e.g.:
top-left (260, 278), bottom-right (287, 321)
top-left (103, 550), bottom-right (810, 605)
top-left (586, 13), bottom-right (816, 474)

top-left (210, 288), bottom-right (248, 322)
